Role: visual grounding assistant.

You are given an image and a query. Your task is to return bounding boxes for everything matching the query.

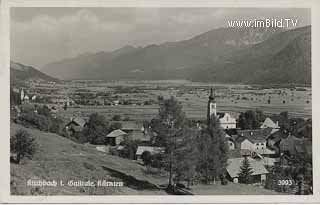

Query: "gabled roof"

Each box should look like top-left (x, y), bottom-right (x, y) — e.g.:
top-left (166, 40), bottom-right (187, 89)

top-left (229, 149), bottom-right (251, 158)
top-left (72, 117), bottom-right (86, 127)
top-left (226, 157), bottom-right (269, 178)
top-left (107, 129), bottom-right (127, 138)
top-left (136, 146), bottom-right (165, 155)
top-left (237, 128), bottom-right (273, 142)
top-left (260, 117), bottom-right (280, 129)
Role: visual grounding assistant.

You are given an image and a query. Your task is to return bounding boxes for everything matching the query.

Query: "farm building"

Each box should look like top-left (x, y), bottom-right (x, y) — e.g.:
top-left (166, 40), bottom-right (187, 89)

top-left (226, 157), bottom-right (269, 184)
top-left (106, 129), bottom-right (127, 146)
top-left (109, 121), bottom-right (148, 142)
top-left (135, 146), bottom-right (165, 161)
top-left (65, 117), bottom-right (87, 134)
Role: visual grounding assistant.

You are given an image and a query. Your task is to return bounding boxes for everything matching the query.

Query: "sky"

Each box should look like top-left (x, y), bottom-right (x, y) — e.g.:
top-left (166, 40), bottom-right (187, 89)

top-left (10, 7), bottom-right (311, 69)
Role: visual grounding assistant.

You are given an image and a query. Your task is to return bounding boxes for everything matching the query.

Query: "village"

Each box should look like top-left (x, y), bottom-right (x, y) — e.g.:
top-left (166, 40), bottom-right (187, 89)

top-left (10, 80), bottom-right (312, 195)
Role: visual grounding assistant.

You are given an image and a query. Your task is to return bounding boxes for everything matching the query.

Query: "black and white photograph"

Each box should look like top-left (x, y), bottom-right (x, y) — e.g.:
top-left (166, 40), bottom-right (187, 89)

top-left (2, 1), bottom-right (319, 202)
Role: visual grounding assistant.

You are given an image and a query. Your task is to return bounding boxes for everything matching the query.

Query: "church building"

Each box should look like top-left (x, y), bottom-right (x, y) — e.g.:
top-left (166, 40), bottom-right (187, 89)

top-left (207, 88), bottom-right (237, 130)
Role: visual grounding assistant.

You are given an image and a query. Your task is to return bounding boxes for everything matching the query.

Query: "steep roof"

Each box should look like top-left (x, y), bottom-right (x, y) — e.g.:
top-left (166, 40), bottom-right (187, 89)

top-left (260, 117), bottom-right (280, 129)
top-left (107, 129), bottom-right (127, 138)
top-left (226, 157), bottom-right (269, 178)
top-left (136, 146), bottom-right (165, 155)
top-left (237, 128), bottom-right (273, 142)
top-left (72, 117), bottom-right (86, 127)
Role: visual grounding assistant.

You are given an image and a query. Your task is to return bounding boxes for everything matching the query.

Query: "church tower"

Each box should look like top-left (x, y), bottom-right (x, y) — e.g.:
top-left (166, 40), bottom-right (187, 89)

top-left (207, 88), bottom-right (217, 125)
top-left (20, 88), bottom-right (24, 103)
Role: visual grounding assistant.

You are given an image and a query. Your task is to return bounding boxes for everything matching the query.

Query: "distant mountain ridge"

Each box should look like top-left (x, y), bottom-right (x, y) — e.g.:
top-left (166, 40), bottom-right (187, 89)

top-left (41, 26), bottom-right (311, 84)
top-left (11, 61), bottom-right (60, 85)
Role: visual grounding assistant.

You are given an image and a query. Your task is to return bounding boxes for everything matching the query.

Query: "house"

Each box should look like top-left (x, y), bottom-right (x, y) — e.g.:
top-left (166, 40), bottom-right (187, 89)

top-left (279, 134), bottom-right (312, 158)
top-left (260, 117), bottom-right (280, 134)
top-left (65, 117), bottom-right (86, 134)
top-left (218, 112), bottom-right (237, 129)
top-left (106, 129), bottom-right (127, 146)
top-left (135, 146), bottom-right (165, 161)
top-left (226, 157), bottom-right (269, 184)
top-left (237, 135), bottom-right (276, 156)
top-left (109, 121), bottom-right (148, 142)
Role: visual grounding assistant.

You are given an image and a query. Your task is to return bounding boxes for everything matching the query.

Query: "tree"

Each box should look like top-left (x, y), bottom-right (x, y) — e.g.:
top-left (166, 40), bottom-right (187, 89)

top-left (121, 139), bottom-right (139, 160)
top-left (112, 114), bottom-right (122, 121)
top-left (141, 150), bottom-right (152, 169)
top-left (152, 96), bottom-right (188, 189)
top-left (10, 129), bottom-right (37, 164)
top-left (174, 128), bottom-right (199, 187)
top-left (198, 116), bottom-right (228, 184)
top-left (37, 105), bottom-right (51, 117)
top-left (48, 116), bottom-right (64, 134)
top-left (63, 102), bottom-right (68, 110)
top-left (109, 122), bottom-right (122, 131)
top-left (238, 157), bottom-right (254, 184)
top-left (237, 110), bottom-right (266, 129)
top-left (82, 113), bottom-right (108, 144)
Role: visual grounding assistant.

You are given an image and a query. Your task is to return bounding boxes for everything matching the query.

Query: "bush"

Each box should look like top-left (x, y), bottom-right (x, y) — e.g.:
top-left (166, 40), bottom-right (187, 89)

top-left (19, 112), bottom-right (49, 131)
top-left (112, 115), bottom-right (122, 121)
top-left (10, 129), bottom-right (37, 164)
top-left (141, 151), bottom-right (152, 167)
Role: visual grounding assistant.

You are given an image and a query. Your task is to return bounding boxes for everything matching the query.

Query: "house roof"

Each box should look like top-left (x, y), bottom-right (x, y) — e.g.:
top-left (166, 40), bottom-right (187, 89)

top-left (226, 157), bottom-right (269, 178)
top-left (136, 146), bottom-right (165, 155)
top-left (260, 117), bottom-right (280, 129)
top-left (237, 128), bottom-right (273, 139)
top-left (229, 149), bottom-right (251, 158)
top-left (107, 129), bottom-right (127, 138)
top-left (72, 117), bottom-right (86, 127)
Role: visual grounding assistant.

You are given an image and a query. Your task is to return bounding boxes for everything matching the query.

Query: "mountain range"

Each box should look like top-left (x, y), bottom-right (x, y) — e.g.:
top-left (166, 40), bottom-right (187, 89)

top-left (10, 61), bottom-right (60, 85)
top-left (40, 26), bottom-right (311, 84)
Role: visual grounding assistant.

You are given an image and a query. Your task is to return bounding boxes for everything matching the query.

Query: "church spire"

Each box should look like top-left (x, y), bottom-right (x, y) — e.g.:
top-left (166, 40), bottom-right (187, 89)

top-left (207, 87), bottom-right (217, 125)
top-left (209, 87), bottom-right (215, 102)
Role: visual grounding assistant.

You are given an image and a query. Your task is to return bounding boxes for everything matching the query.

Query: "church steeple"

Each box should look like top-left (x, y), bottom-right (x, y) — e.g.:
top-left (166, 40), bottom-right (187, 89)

top-left (209, 88), bottom-right (215, 102)
top-left (207, 88), bottom-right (217, 125)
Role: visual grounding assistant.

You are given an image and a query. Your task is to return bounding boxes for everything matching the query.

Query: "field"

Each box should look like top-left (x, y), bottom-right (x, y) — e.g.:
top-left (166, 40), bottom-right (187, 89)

top-left (10, 123), bottom-right (283, 195)
top-left (31, 80), bottom-right (311, 122)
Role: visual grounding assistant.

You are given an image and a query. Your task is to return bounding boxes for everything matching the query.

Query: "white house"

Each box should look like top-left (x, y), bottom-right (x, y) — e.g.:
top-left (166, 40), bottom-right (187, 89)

top-left (239, 137), bottom-right (275, 156)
